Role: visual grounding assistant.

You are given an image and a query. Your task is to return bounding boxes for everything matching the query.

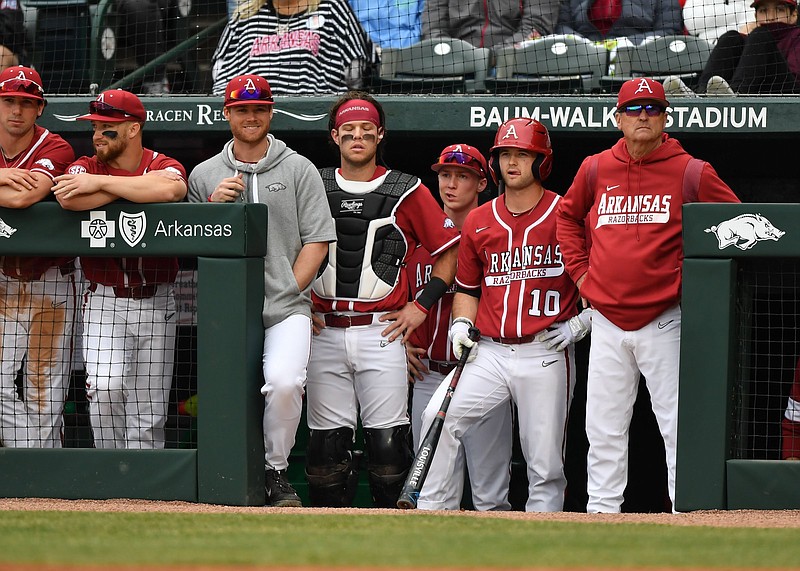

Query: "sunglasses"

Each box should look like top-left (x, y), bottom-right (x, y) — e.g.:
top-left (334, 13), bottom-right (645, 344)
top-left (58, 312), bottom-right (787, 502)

top-left (227, 86), bottom-right (273, 103)
top-left (437, 151), bottom-right (486, 176)
top-left (0, 78), bottom-right (44, 98)
top-left (619, 104), bottom-right (666, 117)
top-left (89, 100), bottom-right (142, 121)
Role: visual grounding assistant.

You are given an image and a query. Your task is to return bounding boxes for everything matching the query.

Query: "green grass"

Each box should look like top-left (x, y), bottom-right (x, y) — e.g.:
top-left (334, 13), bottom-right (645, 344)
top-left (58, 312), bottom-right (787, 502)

top-left (1, 511), bottom-right (799, 568)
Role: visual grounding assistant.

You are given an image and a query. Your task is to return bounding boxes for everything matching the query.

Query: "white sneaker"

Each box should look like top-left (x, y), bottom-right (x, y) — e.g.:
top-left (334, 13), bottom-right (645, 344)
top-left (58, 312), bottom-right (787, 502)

top-left (705, 75), bottom-right (734, 96)
top-left (662, 75), bottom-right (695, 97)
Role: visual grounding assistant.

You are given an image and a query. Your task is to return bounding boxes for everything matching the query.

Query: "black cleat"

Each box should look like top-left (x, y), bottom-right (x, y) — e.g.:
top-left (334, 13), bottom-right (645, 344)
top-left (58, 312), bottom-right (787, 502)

top-left (265, 468), bottom-right (302, 507)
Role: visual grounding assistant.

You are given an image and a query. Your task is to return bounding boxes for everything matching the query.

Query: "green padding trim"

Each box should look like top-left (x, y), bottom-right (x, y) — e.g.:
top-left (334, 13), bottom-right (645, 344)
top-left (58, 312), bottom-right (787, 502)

top-left (683, 203), bottom-right (797, 259)
top-left (676, 258), bottom-right (737, 511)
top-left (0, 449), bottom-right (197, 501)
top-left (38, 96), bottom-right (800, 134)
top-left (727, 460), bottom-right (800, 509)
top-left (0, 203), bottom-right (267, 258)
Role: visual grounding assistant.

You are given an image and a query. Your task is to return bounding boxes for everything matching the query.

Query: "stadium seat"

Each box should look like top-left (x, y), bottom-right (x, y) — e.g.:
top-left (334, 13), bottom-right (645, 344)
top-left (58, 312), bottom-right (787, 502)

top-left (372, 38), bottom-right (492, 94)
top-left (601, 35), bottom-right (713, 92)
top-left (487, 36), bottom-right (609, 95)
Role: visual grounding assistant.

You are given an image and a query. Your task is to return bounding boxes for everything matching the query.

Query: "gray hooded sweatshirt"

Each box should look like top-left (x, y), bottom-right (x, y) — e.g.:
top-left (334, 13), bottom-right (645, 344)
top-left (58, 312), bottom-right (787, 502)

top-left (188, 135), bottom-right (336, 328)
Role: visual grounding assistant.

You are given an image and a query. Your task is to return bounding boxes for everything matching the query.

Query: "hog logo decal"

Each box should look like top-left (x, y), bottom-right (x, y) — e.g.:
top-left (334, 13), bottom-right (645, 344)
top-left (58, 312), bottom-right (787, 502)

top-left (705, 214), bottom-right (784, 250)
top-left (0, 217), bottom-right (16, 238)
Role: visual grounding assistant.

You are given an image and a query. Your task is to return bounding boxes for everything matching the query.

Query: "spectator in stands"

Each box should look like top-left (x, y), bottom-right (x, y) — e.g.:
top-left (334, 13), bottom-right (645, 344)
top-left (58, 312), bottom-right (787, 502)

top-left (212, 0), bottom-right (373, 95)
top-left (422, 0), bottom-right (560, 52)
top-left (0, 0), bottom-right (24, 71)
top-left (0, 66), bottom-right (76, 448)
top-left (555, 0), bottom-right (684, 45)
top-left (117, 0), bottom-right (171, 94)
top-left (53, 89), bottom-right (187, 449)
top-left (665, 0), bottom-right (800, 94)
top-left (349, 0), bottom-right (423, 49)
top-left (683, 0), bottom-right (755, 44)
top-left (188, 74), bottom-right (336, 507)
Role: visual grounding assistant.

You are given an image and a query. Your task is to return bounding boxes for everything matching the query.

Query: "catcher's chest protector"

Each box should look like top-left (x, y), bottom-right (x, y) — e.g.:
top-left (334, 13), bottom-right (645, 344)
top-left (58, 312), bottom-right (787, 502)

top-left (315, 168), bottom-right (416, 302)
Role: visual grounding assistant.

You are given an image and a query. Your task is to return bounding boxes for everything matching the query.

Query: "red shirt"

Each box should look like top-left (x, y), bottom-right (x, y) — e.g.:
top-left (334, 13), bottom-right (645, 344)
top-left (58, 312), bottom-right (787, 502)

top-left (68, 149), bottom-right (187, 287)
top-left (407, 244), bottom-right (457, 362)
top-left (0, 125), bottom-right (75, 280)
top-left (313, 170), bottom-right (460, 314)
top-left (457, 190), bottom-right (578, 339)
top-left (588, 0), bottom-right (622, 36)
top-left (557, 135), bottom-right (740, 330)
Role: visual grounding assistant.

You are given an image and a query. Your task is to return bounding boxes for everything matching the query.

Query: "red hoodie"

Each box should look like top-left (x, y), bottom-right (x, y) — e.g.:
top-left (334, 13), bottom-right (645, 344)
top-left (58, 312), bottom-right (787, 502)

top-left (556, 134), bottom-right (739, 330)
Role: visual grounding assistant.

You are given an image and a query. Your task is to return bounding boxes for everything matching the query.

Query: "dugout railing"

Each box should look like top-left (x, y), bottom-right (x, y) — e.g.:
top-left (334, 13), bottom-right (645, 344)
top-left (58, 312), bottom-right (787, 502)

top-left (0, 202), bottom-right (268, 506)
top-left (678, 203), bottom-right (800, 511)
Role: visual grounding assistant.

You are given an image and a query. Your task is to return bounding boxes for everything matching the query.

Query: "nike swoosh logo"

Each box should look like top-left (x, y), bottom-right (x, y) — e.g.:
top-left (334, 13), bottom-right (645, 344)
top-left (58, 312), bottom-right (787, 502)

top-left (51, 300), bottom-right (67, 308)
top-left (657, 320), bottom-right (674, 329)
top-left (542, 360), bottom-right (558, 367)
top-left (165, 312), bottom-right (176, 321)
top-left (606, 185), bottom-right (620, 191)
top-left (475, 226), bottom-right (489, 234)
top-left (380, 339), bottom-right (392, 347)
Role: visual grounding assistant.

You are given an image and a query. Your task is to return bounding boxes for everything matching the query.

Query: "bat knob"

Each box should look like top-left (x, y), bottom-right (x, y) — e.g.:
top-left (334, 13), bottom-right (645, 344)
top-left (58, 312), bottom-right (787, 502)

top-left (396, 494), bottom-right (418, 510)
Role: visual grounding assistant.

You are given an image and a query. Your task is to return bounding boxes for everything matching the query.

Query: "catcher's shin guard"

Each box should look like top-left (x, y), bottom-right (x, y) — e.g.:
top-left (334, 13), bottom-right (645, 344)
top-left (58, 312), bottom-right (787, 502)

top-left (306, 427), bottom-right (359, 507)
top-left (364, 425), bottom-right (413, 508)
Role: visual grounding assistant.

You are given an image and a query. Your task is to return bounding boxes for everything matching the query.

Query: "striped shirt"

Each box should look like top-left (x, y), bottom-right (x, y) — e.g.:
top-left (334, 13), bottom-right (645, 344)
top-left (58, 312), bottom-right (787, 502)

top-left (212, 0), bottom-right (372, 95)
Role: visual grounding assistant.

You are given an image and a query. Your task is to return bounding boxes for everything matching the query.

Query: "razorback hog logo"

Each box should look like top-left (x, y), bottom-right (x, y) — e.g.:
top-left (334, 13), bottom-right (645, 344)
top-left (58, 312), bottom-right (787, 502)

top-left (705, 214), bottom-right (785, 250)
top-left (0, 217), bottom-right (17, 238)
top-left (266, 182), bottom-right (286, 192)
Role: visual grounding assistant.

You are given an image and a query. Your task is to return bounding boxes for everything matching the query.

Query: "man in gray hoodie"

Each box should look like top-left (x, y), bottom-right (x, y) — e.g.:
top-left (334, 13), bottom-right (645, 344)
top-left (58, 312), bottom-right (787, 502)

top-left (188, 74), bottom-right (336, 507)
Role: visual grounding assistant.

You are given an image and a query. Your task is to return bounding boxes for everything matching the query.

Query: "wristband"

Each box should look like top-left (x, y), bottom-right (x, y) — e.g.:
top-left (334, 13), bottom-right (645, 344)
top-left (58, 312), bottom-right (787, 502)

top-left (413, 299), bottom-right (429, 315)
top-left (452, 317), bottom-right (474, 328)
top-left (416, 276), bottom-right (448, 311)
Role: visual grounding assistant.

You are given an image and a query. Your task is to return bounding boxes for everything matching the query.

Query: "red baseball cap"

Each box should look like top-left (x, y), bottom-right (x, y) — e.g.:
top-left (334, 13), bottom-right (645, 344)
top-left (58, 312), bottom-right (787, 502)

top-left (224, 74), bottom-right (274, 107)
top-left (0, 66), bottom-right (45, 101)
top-left (77, 89), bottom-right (147, 123)
top-left (431, 144), bottom-right (488, 179)
top-left (617, 77), bottom-right (670, 109)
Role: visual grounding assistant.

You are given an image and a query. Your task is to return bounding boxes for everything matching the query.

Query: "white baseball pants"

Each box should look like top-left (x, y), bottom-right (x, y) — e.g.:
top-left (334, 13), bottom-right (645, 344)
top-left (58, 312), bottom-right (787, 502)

top-left (417, 338), bottom-right (575, 512)
top-left (0, 268), bottom-right (76, 448)
top-left (585, 305), bottom-right (680, 513)
top-left (83, 283), bottom-right (176, 449)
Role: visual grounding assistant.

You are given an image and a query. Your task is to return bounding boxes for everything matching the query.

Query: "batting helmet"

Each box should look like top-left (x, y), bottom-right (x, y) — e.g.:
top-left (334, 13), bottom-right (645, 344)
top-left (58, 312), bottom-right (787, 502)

top-left (488, 118), bottom-right (553, 184)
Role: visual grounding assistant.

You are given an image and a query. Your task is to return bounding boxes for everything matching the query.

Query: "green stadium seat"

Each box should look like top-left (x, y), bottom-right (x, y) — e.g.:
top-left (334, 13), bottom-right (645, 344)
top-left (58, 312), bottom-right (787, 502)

top-left (488, 36), bottom-right (609, 95)
top-left (373, 38), bottom-right (492, 94)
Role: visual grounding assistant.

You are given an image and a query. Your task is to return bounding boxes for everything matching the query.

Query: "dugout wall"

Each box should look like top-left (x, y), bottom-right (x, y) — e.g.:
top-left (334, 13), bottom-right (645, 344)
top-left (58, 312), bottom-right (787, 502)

top-left (0, 203), bottom-right (268, 506)
top-left (678, 203), bottom-right (800, 511)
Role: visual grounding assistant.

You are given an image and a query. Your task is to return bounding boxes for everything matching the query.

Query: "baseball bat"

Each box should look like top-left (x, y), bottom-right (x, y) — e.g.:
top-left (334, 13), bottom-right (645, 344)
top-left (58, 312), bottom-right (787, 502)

top-left (396, 326), bottom-right (480, 509)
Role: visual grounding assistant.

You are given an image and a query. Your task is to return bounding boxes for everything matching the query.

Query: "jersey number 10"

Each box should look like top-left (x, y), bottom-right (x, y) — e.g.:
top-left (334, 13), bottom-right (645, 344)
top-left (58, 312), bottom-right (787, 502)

top-left (529, 289), bottom-right (561, 317)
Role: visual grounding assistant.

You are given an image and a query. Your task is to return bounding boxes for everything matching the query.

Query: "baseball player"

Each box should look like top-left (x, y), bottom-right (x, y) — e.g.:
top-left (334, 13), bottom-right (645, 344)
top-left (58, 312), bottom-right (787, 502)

top-left (557, 78), bottom-right (740, 513)
top-left (188, 74), bottom-right (336, 507)
top-left (53, 89), bottom-right (187, 449)
top-left (781, 357), bottom-right (800, 460)
top-left (306, 91), bottom-right (460, 507)
top-left (417, 118), bottom-right (591, 512)
top-left (0, 66), bottom-right (76, 448)
top-left (406, 143), bottom-right (514, 510)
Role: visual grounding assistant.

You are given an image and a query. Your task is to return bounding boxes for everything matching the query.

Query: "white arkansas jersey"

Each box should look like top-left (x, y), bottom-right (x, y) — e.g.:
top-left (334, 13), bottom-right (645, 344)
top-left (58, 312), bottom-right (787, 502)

top-left (456, 190), bottom-right (579, 339)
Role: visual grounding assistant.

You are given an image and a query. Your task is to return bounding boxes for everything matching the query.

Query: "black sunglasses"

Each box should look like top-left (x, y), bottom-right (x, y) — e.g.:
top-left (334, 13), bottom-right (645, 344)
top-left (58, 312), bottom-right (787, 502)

top-left (619, 104), bottom-right (666, 117)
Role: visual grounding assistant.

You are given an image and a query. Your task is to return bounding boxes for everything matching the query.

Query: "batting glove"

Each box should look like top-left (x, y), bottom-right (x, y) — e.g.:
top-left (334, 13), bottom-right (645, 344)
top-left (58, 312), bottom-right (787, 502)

top-left (536, 308), bottom-right (593, 351)
top-left (449, 317), bottom-right (478, 363)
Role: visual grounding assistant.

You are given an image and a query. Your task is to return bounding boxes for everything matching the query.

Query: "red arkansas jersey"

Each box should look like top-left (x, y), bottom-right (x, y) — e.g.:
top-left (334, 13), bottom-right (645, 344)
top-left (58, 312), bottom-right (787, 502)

top-left (68, 149), bottom-right (187, 287)
top-left (457, 190), bottom-right (579, 339)
top-left (407, 245), bottom-right (457, 362)
top-left (313, 175), bottom-right (460, 313)
top-left (0, 125), bottom-right (75, 280)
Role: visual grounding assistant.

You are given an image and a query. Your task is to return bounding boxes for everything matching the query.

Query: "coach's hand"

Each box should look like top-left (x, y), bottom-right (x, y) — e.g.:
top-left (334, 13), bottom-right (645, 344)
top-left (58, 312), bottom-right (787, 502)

top-left (209, 173), bottom-right (245, 202)
top-left (449, 318), bottom-right (477, 363)
top-left (536, 308), bottom-right (593, 351)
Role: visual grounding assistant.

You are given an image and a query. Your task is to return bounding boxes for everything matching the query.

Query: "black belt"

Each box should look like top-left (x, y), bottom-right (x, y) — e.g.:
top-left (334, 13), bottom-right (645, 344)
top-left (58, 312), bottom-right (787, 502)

top-left (428, 360), bottom-right (457, 375)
